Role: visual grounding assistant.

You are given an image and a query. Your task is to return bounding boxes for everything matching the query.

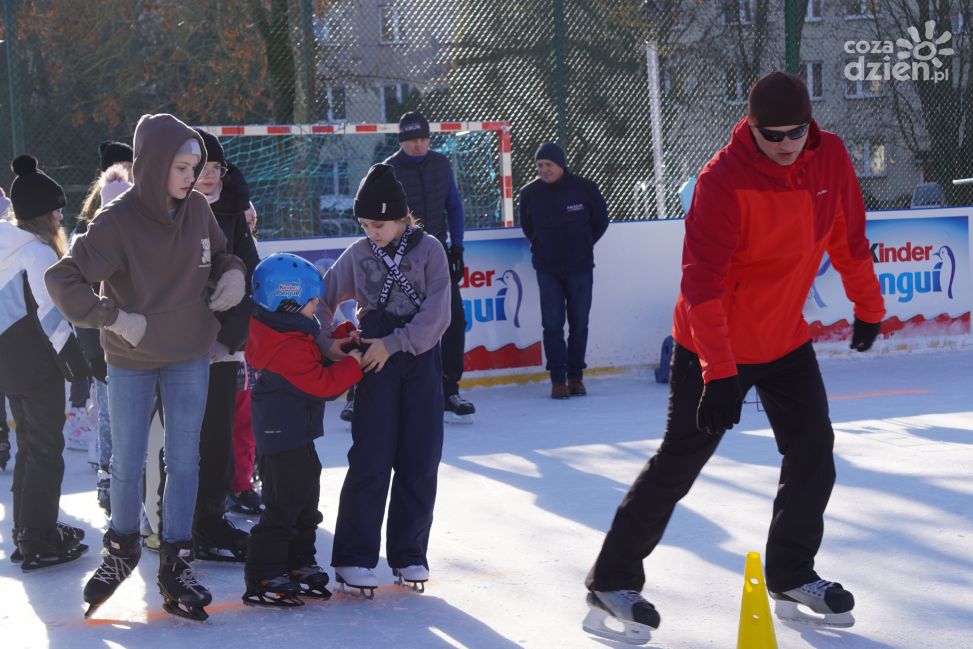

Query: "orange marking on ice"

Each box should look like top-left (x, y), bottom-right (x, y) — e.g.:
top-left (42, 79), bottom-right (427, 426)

top-left (828, 388), bottom-right (929, 401)
top-left (83, 600), bottom-right (247, 625)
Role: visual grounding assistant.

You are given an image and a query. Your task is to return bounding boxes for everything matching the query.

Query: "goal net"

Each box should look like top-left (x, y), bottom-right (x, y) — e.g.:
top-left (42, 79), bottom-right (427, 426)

top-left (194, 121), bottom-right (513, 240)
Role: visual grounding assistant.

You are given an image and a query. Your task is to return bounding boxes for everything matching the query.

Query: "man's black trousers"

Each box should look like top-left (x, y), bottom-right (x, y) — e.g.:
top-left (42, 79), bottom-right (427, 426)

top-left (586, 340), bottom-right (836, 594)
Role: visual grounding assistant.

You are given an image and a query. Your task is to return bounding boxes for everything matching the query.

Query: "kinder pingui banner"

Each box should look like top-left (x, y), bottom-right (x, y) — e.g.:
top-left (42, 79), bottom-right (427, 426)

top-left (807, 213), bottom-right (971, 340)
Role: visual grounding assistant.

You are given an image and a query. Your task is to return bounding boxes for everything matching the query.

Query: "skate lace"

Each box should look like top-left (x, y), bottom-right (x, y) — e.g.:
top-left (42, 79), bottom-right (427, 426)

top-left (800, 579), bottom-right (835, 598)
top-left (448, 395), bottom-right (468, 406)
top-left (92, 555), bottom-right (134, 585)
top-left (175, 563), bottom-right (204, 592)
top-left (617, 590), bottom-right (647, 605)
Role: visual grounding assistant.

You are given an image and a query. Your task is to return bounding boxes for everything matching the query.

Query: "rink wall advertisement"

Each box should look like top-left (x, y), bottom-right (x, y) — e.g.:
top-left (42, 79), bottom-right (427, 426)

top-left (257, 207), bottom-right (971, 378)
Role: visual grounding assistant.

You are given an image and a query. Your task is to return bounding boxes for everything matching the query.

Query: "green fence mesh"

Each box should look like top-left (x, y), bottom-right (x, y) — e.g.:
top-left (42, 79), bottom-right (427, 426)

top-left (1, 0), bottom-right (970, 238)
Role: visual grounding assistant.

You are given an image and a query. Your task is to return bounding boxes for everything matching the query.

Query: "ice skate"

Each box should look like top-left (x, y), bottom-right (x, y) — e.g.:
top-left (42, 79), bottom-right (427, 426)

top-left (84, 530), bottom-right (140, 618)
top-left (334, 566), bottom-right (378, 599)
top-left (192, 516), bottom-right (248, 562)
top-left (96, 472), bottom-right (111, 516)
top-left (0, 437), bottom-right (11, 471)
top-left (63, 406), bottom-right (95, 452)
top-left (393, 564), bottom-right (429, 592)
top-left (582, 590), bottom-right (660, 646)
top-left (290, 565), bottom-right (332, 599)
top-left (158, 540), bottom-right (212, 621)
top-left (243, 574), bottom-right (304, 608)
top-left (9, 527), bottom-right (22, 563)
top-left (444, 394), bottom-right (475, 424)
top-left (19, 525), bottom-right (88, 573)
top-left (339, 397), bottom-right (354, 423)
top-left (227, 488), bottom-right (263, 515)
top-left (771, 579), bottom-right (855, 628)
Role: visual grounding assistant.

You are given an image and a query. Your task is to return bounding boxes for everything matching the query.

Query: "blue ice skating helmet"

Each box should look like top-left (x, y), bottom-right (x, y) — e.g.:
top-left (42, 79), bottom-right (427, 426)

top-left (252, 253), bottom-right (325, 313)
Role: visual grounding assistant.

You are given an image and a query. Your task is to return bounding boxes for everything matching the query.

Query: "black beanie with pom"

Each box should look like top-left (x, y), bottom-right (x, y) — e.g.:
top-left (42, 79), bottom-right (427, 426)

top-left (353, 163), bottom-right (408, 221)
top-left (9, 155), bottom-right (66, 220)
top-left (98, 140), bottom-right (134, 172)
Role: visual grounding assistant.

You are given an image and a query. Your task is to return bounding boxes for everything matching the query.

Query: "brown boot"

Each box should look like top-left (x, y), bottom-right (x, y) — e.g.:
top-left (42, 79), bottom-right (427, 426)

top-left (568, 378), bottom-right (587, 396)
top-left (551, 382), bottom-right (570, 400)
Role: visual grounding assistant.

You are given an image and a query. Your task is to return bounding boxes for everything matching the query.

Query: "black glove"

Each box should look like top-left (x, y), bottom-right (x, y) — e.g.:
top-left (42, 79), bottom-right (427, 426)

top-left (696, 375), bottom-right (744, 436)
top-left (448, 245), bottom-right (465, 282)
top-left (849, 318), bottom-right (881, 352)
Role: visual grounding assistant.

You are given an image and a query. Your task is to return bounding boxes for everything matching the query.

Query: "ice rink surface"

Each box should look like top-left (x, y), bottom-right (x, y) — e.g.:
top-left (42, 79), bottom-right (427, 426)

top-left (1, 347), bottom-right (971, 648)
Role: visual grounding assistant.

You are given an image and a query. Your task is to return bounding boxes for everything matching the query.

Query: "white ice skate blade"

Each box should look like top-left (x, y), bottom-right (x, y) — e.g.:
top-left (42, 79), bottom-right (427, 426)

top-left (774, 600), bottom-right (855, 628)
top-left (444, 412), bottom-right (474, 425)
top-left (582, 604), bottom-right (652, 645)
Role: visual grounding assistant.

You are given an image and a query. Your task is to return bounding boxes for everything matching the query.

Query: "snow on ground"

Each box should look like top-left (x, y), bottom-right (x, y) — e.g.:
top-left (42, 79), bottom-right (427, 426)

top-left (1, 349), bottom-right (972, 649)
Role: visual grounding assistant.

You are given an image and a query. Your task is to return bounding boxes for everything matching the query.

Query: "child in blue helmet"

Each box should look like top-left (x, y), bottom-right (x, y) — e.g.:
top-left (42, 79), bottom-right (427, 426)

top-left (242, 253), bottom-right (363, 607)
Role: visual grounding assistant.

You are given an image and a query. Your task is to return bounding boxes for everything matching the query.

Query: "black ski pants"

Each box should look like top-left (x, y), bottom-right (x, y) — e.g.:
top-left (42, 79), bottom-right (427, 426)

top-left (586, 341), bottom-right (835, 594)
top-left (193, 361), bottom-right (240, 528)
top-left (246, 443), bottom-right (322, 581)
top-left (441, 277), bottom-right (467, 397)
top-left (1, 358), bottom-right (65, 532)
top-left (331, 345), bottom-right (444, 570)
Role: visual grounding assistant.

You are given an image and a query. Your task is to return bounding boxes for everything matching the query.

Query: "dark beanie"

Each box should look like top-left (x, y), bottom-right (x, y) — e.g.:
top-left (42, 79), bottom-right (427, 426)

top-left (354, 163), bottom-right (408, 221)
top-left (9, 155), bottom-right (66, 220)
top-left (98, 140), bottom-right (133, 172)
top-left (194, 128), bottom-right (226, 165)
top-left (398, 111), bottom-right (430, 142)
top-left (534, 141), bottom-right (567, 170)
top-left (747, 72), bottom-right (812, 127)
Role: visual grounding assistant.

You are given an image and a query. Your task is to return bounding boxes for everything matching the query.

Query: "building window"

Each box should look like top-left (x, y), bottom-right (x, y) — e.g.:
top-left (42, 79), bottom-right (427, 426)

top-left (382, 83), bottom-right (414, 122)
top-left (806, 0), bottom-right (823, 21)
top-left (724, 66), bottom-right (747, 103)
top-left (845, 60), bottom-right (883, 98)
top-left (380, 5), bottom-right (406, 43)
top-left (845, 0), bottom-right (879, 19)
top-left (320, 84), bottom-right (346, 122)
top-left (804, 61), bottom-right (823, 100)
top-left (322, 161), bottom-right (351, 196)
top-left (722, 0), bottom-right (755, 25)
top-left (849, 141), bottom-right (887, 177)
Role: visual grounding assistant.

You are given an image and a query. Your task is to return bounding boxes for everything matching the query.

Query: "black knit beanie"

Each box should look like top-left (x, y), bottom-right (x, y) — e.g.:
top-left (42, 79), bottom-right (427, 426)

top-left (353, 163), bottom-right (408, 221)
top-left (747, 72), bottom-right (812, 127)
top-left (194, 128), bottom-right (226, 165)
top-left (534, 141), bottom-right (567, 170)
top-left (98, 140), bottom-right (134, 172)
top-left (398, 111), bottom-right (430, 142)
top-left (9, 155), bottom-right (66, 220)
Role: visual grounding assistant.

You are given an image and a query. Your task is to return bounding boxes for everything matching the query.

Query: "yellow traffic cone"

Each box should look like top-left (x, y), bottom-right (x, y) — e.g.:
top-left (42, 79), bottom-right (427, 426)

top-left (737, 552), bottom-right (778, 649)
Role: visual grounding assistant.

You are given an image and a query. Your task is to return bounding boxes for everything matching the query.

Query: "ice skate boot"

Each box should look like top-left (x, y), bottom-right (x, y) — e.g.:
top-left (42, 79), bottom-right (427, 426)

top-left (227, 488), bottom-right (263, 515)
top-left (243, 573), bottom-right (304, 608)
top-left (334, 566), bottom-right (378, 599)
top-left (444, 394), bottom-right (475, 424)
top-left (96, 472), bottom-right (111, 516)
top-left (0, 437), bottom-right (11, 471)
top-left (158, 540), bottom-right (212, 621)
top-left (193, 516), bottom-right (248, 562)
top-left (393, 564), bottom-right (429, 592)
top-left (582, 590), bottom-right (660, 646)
top-left (771, 579), bottom-right (855, 628)
top-left (84, 530), bottom-right (140, 618)
top-left (19, 525), bottom-right (88, 573)
top-left (339, 397), bottom-right (355, 422)
top-left (290, 565), bottom-right (332, 599)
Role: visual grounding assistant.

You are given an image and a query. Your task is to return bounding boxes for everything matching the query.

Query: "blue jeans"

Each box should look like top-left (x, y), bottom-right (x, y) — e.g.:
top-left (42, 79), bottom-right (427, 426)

top-left (107, 356), bottom-right (209, 542)
top-left (95, 380), bottom-right (111, 469)
top-left (535, 269), bottom-right (593, 383)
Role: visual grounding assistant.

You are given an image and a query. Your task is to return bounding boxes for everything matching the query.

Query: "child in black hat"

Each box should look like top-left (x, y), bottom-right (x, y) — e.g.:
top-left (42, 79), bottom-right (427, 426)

top-left (315, 163), bottom-right (450, 597)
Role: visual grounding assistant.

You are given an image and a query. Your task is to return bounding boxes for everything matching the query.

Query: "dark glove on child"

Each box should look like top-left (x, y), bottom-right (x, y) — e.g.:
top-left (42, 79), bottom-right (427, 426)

top-left (696, 375), bottom-right (744, 436)
top-left (448, 245), bottom-right (465, 282)
top-left (849, 318), bottom-right (881, 352)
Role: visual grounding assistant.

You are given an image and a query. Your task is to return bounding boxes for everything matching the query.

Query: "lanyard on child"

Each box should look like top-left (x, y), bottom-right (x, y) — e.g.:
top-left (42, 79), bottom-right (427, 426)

top-left (369, 226), bottom-right (422, 309)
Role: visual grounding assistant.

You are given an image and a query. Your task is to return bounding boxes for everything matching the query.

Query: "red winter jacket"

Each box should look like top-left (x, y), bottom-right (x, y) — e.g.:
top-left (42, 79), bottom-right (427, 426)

top-left (672, 119), bottom-right (885, 383)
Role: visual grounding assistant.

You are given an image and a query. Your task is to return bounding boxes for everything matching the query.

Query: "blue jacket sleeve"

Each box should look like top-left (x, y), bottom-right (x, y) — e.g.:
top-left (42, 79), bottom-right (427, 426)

top-left (445, 170), bottom-right (465, 247)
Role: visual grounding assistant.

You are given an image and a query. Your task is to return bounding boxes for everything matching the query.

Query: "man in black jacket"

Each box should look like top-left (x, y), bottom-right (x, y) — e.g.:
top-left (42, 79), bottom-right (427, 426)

top-left (383, 111), bottom-right (475, 423)
top-left (518, 142), bottom-right (609, 399)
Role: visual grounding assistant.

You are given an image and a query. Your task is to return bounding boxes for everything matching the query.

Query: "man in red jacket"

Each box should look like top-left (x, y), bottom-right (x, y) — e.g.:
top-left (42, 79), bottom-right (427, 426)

top-left (582, 72), bottom-right (885, 644)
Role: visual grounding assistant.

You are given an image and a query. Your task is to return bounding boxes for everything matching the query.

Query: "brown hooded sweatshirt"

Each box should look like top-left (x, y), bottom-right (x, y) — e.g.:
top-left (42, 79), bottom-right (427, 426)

top-left (45, 114), bottom-right (245, 369)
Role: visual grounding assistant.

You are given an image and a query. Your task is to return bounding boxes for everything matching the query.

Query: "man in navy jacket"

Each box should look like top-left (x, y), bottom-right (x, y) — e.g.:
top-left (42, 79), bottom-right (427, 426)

top-left (518, 142), bottom-right (609, 399)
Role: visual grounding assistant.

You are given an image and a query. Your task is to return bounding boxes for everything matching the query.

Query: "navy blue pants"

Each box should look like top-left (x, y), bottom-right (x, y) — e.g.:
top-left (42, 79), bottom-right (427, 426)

top-left (536, 269), bottom-right (593, 383)
top-left (586, 341), bottom-right (835, 594)
top-left (331, 344), bottom-right (444, 570)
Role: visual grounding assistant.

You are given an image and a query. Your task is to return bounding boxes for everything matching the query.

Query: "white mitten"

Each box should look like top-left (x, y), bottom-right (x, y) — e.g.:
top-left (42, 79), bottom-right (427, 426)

top-left (106, 309), bottom-right (147, 347)
top-left (209, 269), bottom-right (245, 312)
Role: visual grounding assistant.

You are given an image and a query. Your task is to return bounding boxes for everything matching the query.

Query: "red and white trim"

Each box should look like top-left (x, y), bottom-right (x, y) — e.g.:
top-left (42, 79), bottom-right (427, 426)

top-left (197, 121), bottom-right (515, 227)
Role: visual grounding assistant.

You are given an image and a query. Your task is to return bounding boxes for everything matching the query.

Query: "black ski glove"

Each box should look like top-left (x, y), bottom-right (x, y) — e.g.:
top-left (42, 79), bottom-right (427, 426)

top-left (849, 318), bottom-right (881, 352)
top-left (448, 245), bottom-right (465, 282)
top-left (696, 375), bottom-right (744, 436)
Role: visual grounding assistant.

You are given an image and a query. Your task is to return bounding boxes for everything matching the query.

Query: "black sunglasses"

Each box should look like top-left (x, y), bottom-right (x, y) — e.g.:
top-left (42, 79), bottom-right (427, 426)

top-left (756, 123), bottom-right (809, 143)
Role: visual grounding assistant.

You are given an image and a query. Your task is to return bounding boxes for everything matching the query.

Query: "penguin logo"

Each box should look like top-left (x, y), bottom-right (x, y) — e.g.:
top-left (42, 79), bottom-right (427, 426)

top-left (497, 269), bottom-right (523, 327)
top-left (933, 245), bottom-right (956, 299)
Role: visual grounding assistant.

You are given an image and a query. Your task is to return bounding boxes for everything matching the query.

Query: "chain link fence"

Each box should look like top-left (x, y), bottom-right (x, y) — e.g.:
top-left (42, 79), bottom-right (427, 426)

top-left (1, 0), bottom-right (970, 238)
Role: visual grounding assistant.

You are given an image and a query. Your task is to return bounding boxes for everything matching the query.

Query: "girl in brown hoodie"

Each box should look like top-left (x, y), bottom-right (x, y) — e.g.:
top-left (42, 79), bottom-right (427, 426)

top-left (46, 113), bottom-right (246, 621)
